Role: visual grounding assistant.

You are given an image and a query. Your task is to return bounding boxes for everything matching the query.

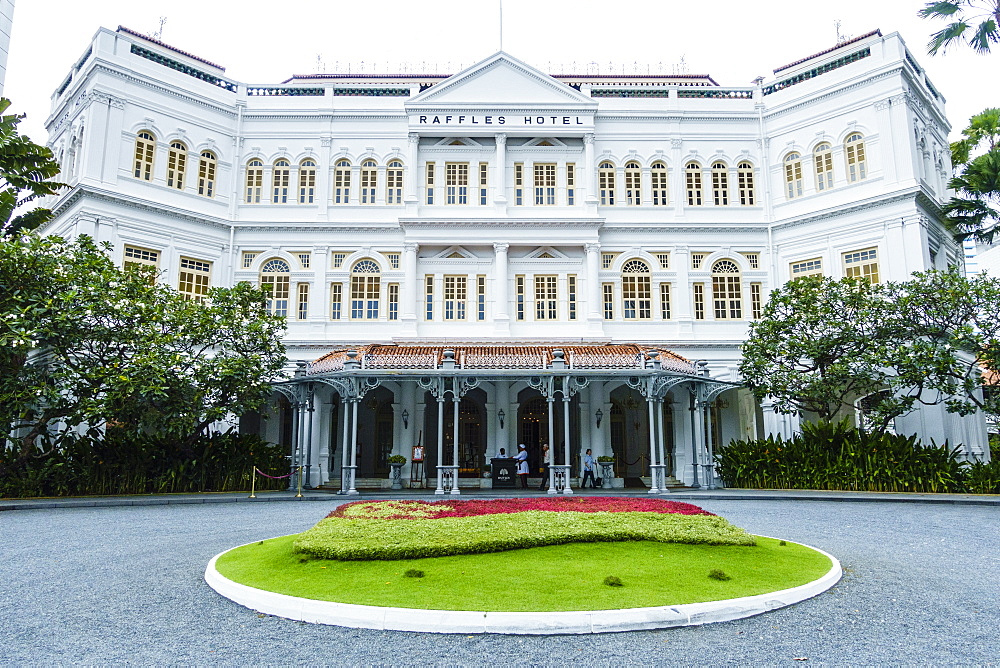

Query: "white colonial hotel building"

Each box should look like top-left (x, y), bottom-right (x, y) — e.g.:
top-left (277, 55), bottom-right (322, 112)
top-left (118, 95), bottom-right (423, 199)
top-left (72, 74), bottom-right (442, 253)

top-left (39, 26), bottom-right (989, 492)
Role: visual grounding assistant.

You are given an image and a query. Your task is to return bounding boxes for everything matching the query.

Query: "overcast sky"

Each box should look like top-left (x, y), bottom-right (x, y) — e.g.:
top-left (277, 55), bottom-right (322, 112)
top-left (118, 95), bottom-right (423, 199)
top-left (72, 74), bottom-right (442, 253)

top-left (5, 0), bottom-right (995, 144)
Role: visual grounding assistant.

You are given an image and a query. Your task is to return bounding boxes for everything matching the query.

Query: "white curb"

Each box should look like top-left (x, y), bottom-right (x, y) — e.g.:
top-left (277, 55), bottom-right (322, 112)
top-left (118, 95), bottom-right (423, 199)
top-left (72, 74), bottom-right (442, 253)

top-left (205, 538), bottom-right (841, 634)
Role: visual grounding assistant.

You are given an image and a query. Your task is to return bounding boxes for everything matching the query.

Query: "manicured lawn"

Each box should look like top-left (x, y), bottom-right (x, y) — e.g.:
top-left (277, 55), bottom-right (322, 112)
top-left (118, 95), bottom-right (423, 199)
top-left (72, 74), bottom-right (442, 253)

top-left (215, 535), bottom-right (832, 612)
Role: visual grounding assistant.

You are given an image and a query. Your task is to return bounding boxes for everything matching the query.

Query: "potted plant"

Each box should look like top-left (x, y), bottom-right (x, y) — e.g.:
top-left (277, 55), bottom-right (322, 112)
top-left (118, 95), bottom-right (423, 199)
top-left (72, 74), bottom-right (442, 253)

top-left (387, 454), bottom-right (406, 490)
top-left (597, 455), bottom-right (615, 489)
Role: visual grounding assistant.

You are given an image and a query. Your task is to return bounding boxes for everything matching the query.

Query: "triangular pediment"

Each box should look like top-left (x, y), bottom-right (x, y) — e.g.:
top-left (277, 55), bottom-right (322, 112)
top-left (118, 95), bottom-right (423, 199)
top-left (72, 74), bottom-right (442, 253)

top-left (437, 246), bottom-right (475, 259)
top-left (408, 52), bottom-right (595, 108)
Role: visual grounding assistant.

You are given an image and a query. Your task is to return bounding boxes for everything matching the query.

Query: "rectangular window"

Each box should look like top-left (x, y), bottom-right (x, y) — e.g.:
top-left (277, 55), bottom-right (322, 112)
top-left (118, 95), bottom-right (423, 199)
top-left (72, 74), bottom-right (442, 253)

top-left (514, 163), bottom-right (523, 206)
top-left (750, 282), bottom-right (763, 320)
top-left (273, 165), bottom-right (290, 203)
top-left (790, 258), bottom-right (823, 277)
top-left (740, 252), bottom-right (759, 269)
top-left (330, 283), bottom-right (342, 320)
top-left (691, 253), bottom-right (706, 270)
top-left (479, 162), bottom-right (488, 206)
top-left (384, 252), bottom-right (400, 270)
top-left (446, 162), bottom-right (469, 205)
top-left (713, 274), bottom-right (743, 319)
top-left (261, 274), bottom-right (290, 317)
top-left (388, 283), bottom-right (399, 321)
top-left (566, 163), bottom-right (575, 206)
top-left (693, 283), bottom-right (705, 320)
top-left (654, 252), bottom-right (670, 270)
top-left (331, 252), bottom-right (348, 269)
top-left (123, 246), bottom-right (159, 272)
top-left (386, 164), bottom-right (402, 204)
top-left (568, 275), bottom-right (577, 320)
top-left (444, 275), bottom-right (467, 320)
top-left (360, 165), bottom-right (377, 204)
top-left (602, 252), bottom-right (618, 270)
top-left (712, 167), bottom-right (729, 206)
top-left (652, 167), bottom-right (668, 206)
top-left (198, 155), bottom-right (216, 197)
top-left (686, 168), bottom-right (703, 206)
top-left (425, 275), bottom-right (434, 320)
top-left (516, 275), bottom-right (525, 320)
top-left (660, 283), bottom-right (671, 319)
top-left (297, 253), bottom-right (311, 269)
top-left (843, 248), bottom-right (879, 283)
top-left (178, 257), bottom-right (211, 301)
top-left (425, 162), bottom-right (435, 205)
top-left (534, 275), bottom-right (558, 320)
top-left (351, 275), bottom-right (380, 319)
top-left (242, 251), bottom-right (260, 269)
top-left (477, 275), bottom-right (486, 321)
top-left (622, 275), bottom-right (651, 319)
top-left (534, 164), bottom-right (556, 205)
top-left (296, 283), bottom-right (309, 320)
top-left (603, 283), bottom-right (614, 320)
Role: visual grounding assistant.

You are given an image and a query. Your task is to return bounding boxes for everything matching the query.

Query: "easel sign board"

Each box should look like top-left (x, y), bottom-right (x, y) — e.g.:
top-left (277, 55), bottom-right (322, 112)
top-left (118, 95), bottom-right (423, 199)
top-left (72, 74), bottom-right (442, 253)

top-left (412, 446), bottom-right (424, 462)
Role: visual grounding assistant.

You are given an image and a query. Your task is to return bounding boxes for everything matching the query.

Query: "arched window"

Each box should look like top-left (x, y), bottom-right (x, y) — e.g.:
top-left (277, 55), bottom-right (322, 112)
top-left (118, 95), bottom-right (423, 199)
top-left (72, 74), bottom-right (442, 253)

top-left (711, 161), bottom-right (729, 206)
top-left (134, 131), bottom-right (155, 181)
top-left (334, 159), bottom-right (351, 204)
top-left (386, 160), bottom-right (403, 204)
top-left (814, 142), bottom-right (834, 191)
top-left (784, 152), bottom-right (803, 199)
top-left (651, 161), bottom-right (668, 206)
top-left (351, 259), bottom-right (381, 319)
top-left (259, 259), bottom-right (290, 316)
top-left (685, 162), bottom-right (703, 206)
top-left (272, 159), bottom-right (290, 203)
top-left (198, 151), bottom-right (216, 197)
top-left (166, 141), bottom-right (187, 189)
top-left (298, 159), bottom-right (316, 203)
top-left (845, 133), bottom-right (867, 182)
top-left (711, 259), bottom-right (743, 319)
top-left (245, 159), bottom-right (263, 203)
top-left (621, 259), bottom-right (651, 320)
top-left (599, 161), bottom-right (615, 205)
top-left (624, 161), bottom-right (641, 205)
top-left (361, 159), bottom-right (377, 204)
top-left (737, 161), bottom-right (755, 205)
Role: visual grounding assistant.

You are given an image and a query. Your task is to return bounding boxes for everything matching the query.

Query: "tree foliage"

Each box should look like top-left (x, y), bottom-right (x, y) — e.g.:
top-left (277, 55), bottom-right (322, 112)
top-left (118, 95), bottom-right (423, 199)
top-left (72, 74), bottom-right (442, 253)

top-left (0, 98), bottom-right (64, 238)
top-left (0, 234), bottom-right (287, 472)
top-left (739, 270), bottom-right (1000, 430)
top-left (919, 0), bottom-right (1000, 55)
top-left (943, 108), bottom-right (1000, 243)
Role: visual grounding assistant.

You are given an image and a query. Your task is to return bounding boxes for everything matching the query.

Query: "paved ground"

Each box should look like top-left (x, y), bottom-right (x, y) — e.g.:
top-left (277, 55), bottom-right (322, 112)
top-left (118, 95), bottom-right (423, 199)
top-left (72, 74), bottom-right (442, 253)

top-left (1, 493), bottom-right (998, 665)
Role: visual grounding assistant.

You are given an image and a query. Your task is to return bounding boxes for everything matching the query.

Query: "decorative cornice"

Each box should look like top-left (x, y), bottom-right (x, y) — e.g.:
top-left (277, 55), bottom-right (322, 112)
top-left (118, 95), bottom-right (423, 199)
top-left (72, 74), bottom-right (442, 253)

top-left (399, 218), bottom-right (605, 229)
top-left (48, 185), bottom-right (233, 230)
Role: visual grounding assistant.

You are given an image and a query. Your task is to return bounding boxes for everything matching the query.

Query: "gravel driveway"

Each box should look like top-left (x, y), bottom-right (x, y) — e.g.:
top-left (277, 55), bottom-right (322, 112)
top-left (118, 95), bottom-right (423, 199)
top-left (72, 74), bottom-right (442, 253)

top-left (1, 498), bottom-right (997, 665)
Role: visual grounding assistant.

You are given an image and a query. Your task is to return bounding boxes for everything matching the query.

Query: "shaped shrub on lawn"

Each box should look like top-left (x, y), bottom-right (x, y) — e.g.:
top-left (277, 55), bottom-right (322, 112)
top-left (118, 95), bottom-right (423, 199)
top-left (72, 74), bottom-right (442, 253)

top-left (293, 497), bottom-right (756, 561)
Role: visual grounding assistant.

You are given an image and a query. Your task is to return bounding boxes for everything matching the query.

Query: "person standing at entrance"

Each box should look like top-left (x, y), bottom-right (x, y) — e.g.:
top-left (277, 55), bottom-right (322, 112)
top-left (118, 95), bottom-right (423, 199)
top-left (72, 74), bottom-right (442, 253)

top-left (514, 444), bottom-right (529, 489)
top-left (538, 444), bottom-right (551, 490)
top-left (581, 449), bottom-right (597, 488)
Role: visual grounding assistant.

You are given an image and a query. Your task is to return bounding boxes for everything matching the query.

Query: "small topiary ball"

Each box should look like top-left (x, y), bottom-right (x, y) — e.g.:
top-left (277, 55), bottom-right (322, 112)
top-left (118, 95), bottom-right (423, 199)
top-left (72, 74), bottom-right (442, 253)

top-left (603, 575), bottom-right (623, 587)
top-left (404, 569), bottom-right (425, 578)
top-left (708, 569), bottom-right (731, 581)
top-left (779, 540), bottom-right (787, 546)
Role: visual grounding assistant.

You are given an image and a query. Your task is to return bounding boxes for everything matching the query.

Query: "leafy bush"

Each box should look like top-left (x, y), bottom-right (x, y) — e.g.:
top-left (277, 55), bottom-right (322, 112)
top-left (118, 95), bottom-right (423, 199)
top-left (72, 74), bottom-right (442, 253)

top-left (387, 454), bottom-right (407, 464)
top-left (597, 456), bottom-right (615, 463)
top-left (963, 459), bottom-right (1000, 494)
top-left (293, 510), bottom-right (756, 561)
top-left (330, 497), bottom-right (713, 520)
top-left (603, 575), bottom-right (623, 587)
top-left (708, 569), bottom-right (731, 581)
top-left (0, 430), bottom-right (288, 498)
top-left (716, 420), bottom-right (966, 493)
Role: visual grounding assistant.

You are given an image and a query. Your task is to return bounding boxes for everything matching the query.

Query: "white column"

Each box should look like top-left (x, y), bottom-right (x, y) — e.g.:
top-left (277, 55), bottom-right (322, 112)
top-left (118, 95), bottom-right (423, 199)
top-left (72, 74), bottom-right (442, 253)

top-left (494, 133), bottom-right (507, 205)
top-left (585, 242), bottom-right (603, 335)
top-left (451, 395), bottom-right (461, 495)
top-left (405, 133), bottom-right (419, 203)
top-left (562, 392), bottom-right (573, 495)
top-left (647, 396), bottom-right (660, 493)
top-left (583, 133), bottom-right (596, 203)
top-left (435, 396), bottom-right (446, 494)
top-left (347, 400), bottom-right (360, 494)
top-left (494, 242), bottom-right (510, 335)
top-left (402, 242), bottom-right (418, 335)
top-left (340, 396), bottom-right (351, 491)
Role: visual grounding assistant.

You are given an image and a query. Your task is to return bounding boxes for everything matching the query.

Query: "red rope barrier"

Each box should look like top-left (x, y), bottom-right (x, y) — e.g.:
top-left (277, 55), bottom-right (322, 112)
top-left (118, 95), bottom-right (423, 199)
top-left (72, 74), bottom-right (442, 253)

top-left (255, 467), bottom-right (299, 480)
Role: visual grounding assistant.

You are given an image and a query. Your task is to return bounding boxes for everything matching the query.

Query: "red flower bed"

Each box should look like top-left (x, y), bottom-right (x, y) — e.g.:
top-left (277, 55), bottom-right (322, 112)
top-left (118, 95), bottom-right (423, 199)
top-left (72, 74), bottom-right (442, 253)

top-left (327, 497), bottom-right (713, 521)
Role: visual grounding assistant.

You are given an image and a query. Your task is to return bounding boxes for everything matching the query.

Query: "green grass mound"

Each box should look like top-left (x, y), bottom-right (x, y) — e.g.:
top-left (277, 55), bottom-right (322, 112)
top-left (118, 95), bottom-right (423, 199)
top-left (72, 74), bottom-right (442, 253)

top-left (217, 536), bottom-right (831, 611)
top-left (293, 510), bottom-right (756, 560)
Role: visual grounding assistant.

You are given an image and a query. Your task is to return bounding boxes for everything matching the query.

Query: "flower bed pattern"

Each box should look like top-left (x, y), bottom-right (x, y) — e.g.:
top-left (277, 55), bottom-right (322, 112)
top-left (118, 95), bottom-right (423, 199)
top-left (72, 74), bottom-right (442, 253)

top-left (295, 498), bottom-right (754, 561)
top-left (328, 497), bottom-right (713, 521)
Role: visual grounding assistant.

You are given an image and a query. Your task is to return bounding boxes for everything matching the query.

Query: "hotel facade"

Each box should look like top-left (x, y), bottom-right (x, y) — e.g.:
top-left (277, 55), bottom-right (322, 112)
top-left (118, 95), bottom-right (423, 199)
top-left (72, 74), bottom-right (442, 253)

top-left (39, 26), bottom-right (989, 492)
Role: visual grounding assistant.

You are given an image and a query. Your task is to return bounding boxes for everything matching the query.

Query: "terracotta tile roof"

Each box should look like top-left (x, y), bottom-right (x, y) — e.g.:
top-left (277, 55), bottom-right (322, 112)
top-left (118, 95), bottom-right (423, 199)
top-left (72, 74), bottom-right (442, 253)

top-left (310, 343), bottom-right (692, 374)
top-left (117, 26), bottom-right (226, 71)
top-left (773, 30), bottom-right (881, 74)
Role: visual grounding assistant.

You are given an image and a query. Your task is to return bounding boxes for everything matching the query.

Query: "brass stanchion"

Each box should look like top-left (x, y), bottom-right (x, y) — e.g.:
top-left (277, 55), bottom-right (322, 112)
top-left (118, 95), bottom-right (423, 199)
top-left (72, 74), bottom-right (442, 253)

top-left (249, 466), bottom-right (257, 499)
top-left (296, 466), bottom-right (303, 498)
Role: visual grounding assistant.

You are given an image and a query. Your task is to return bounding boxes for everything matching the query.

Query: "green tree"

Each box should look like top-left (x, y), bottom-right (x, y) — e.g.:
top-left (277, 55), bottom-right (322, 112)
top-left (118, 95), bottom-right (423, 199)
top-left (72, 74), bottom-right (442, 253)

top-left (0, 98), bottom-right (64, 237)
top-left (944, 108), bottom-right (1000, 243)
top-left (0, 234), bottom-right (287, 471)
top-left (919, 0), bottom-right (1000, 55)
top-left (740, 270), bottom-right (1000, 430)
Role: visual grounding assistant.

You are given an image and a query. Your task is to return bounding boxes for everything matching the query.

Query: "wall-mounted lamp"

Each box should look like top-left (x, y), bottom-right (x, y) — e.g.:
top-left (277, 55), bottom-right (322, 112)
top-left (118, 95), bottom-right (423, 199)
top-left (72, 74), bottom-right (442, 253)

top-left (402, 409), bottom-right (409, 429)
top-left (595, 408), bottom-right (604, 429)
top-left (498, 408), bottom-right (506, 429)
